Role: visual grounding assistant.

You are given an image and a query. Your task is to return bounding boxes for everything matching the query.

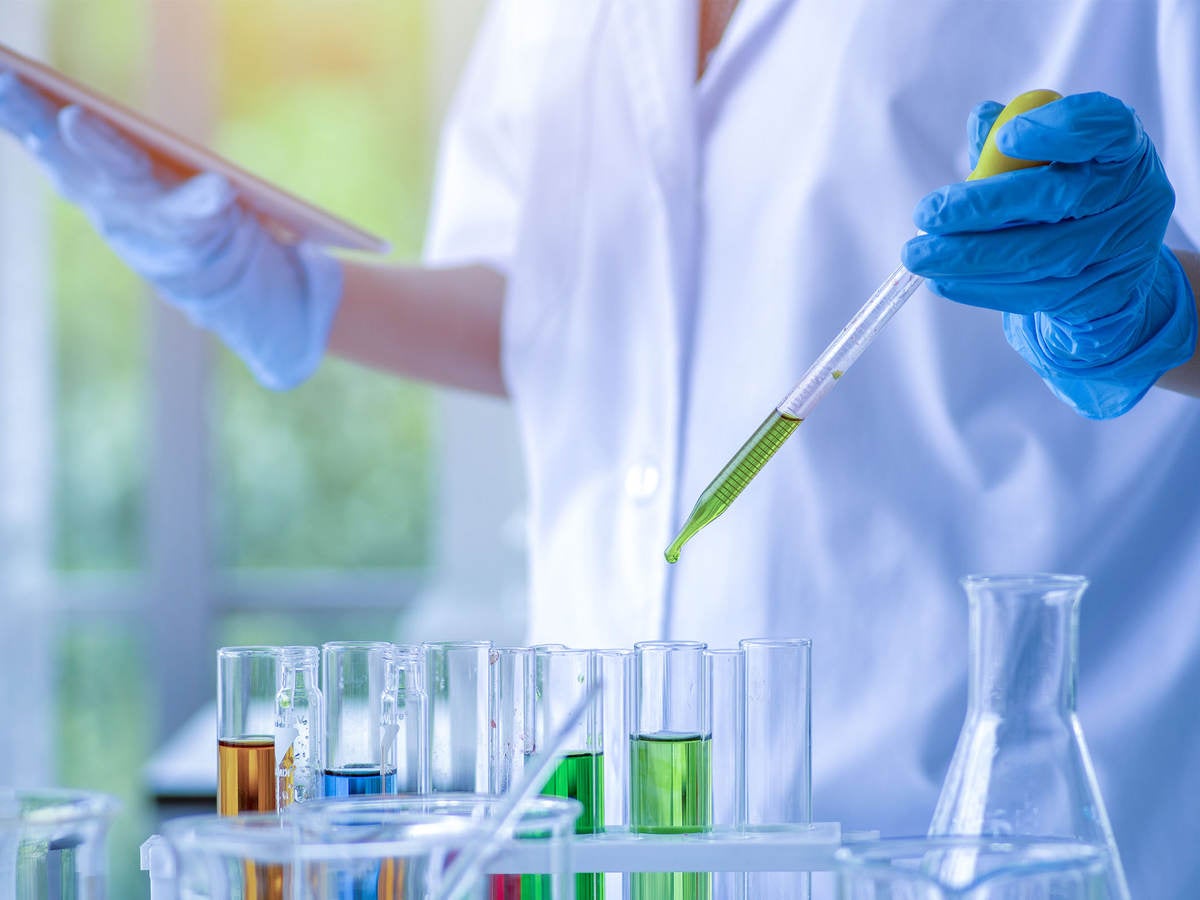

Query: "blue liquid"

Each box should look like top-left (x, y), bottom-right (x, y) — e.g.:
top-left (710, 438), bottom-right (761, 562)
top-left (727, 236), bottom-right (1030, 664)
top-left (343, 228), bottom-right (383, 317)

top-left (322, 766), bottom-right (400, 900)
top-left (323, 765), bottom-right (397, 797)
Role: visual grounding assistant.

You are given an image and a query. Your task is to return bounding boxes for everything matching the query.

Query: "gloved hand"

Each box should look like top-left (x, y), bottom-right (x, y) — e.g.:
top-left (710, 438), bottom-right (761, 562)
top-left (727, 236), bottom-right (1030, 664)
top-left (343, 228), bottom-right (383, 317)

top-left (0, 69), bottom-right (342, 390)
top-left (902, 92), bottom-right (1197, 419)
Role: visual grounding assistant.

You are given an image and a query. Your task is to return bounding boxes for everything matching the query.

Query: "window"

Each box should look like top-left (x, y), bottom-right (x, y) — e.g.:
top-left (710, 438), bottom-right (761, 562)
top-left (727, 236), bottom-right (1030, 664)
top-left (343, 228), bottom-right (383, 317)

top-left (0, 1), bottom-right (523, 896)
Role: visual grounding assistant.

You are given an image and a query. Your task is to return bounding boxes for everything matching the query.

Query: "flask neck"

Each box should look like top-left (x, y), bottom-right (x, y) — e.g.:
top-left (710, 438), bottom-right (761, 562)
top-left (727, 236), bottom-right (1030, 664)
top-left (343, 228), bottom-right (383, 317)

top-left (967, 582), bottom-right (1080, 718)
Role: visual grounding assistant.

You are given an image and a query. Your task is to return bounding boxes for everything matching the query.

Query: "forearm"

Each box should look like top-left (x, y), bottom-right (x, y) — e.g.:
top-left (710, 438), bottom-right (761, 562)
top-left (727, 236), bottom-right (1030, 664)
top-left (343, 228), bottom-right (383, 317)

top-left (1155, 249), bottom-right (1200, 398)
top-left (328, 260), bottom-right (507, 396)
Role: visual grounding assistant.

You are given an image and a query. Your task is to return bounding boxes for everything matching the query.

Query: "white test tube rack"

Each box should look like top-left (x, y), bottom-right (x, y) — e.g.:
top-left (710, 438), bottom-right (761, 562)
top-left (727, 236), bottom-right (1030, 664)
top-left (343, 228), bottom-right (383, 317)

top-left (142, 823), bottom-right (877, 898)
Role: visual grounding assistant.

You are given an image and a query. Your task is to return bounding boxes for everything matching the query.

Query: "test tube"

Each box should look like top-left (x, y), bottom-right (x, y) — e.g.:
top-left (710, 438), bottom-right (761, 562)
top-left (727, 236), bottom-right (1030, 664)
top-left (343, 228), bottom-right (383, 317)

top-left (741, 638), bottom-right (812, 900)
top-left (706, 648), bottom-right (746, 900)
top-left (535, 648), bottom-right (604, 899)
top-left (383, 643), bottom-right (429, 793)
top-left (488, 646), bottom-right (535, 898)
top-left (630, 641), bottom-right (712, 900)
top-left (593, 649), bottom-right (633, 831)
top-left (426, 641), bottom-right (492, 792)
top-left (322, 641), bottom-right (394, 796)
top-left (276, 646), bottom-right (323, 807)
top-left (217, 647), bottom-right (282, 816)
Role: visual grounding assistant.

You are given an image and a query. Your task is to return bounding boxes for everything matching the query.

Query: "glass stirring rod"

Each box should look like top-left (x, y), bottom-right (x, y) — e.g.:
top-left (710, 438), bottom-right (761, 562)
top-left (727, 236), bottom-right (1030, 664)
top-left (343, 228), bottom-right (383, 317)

top-left (665, 89), bottom-right (1060, 564)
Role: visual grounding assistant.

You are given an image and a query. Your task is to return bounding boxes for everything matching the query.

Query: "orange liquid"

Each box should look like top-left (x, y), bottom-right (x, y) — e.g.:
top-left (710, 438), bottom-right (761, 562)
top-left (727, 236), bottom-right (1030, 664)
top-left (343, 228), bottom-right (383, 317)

top-left (218, 737), bottom-right (277, 816)
top-left (219, 738), bottom-right (284, 899)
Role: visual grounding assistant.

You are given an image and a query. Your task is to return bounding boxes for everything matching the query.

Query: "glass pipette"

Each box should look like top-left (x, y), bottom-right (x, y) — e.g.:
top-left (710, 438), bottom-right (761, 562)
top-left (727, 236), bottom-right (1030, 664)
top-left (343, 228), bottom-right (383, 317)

top-left (665, 89), bottom-right (1061, 564)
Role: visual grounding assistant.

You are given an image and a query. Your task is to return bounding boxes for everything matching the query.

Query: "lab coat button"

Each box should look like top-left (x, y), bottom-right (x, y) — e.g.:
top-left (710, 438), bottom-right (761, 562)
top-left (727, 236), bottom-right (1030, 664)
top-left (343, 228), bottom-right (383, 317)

top-left (624, 463), bottom-right (661, 501)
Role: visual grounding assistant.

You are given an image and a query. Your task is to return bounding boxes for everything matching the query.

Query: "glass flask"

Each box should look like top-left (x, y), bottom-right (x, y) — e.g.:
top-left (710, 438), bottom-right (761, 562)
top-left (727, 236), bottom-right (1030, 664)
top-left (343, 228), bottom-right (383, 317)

top-left (0, 788), bottom-right (118, 900)
top-left (835, 837), bottom-right (1111, 899)
top-left (928, 574), bottom-right (1129, 899)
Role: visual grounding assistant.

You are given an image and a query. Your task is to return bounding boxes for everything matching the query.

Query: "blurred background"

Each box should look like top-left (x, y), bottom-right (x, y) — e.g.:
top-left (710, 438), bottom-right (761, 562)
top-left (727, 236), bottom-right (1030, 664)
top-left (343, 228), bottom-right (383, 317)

top-left (0, 0), bottom-right (524, 895)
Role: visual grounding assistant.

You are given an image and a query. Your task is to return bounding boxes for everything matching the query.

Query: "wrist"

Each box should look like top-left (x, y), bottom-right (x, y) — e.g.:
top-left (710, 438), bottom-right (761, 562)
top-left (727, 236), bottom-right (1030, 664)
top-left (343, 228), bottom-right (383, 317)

top-left (1004, 246), bottom-right (1198, 418)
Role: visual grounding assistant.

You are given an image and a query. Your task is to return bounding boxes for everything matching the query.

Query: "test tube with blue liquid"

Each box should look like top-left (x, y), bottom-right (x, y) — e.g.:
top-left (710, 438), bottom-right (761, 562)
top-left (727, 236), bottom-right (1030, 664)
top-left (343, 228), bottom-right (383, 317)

top-left (322, 641), bottom-right (395, 797)
top-left (630, 641), bottom-right (712, 900)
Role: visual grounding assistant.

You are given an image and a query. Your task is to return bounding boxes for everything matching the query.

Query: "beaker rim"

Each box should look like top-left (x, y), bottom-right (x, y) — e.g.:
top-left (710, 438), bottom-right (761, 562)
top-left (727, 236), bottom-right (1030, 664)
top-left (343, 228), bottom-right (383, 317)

top-left (163, 811), bottom-right (481, 863)
top-left (835, 836), bottom-right (1107, 889)
top-left (633, 640), bottom-right (708, 650)
top-left (0, 788), bottom-right (120, 828)
top-left (422, 639), bottom-right (493, 649)
top-left (293, 793), bottom-right (583, 838)
top-left (961, 573), bottom-right (1088, 591)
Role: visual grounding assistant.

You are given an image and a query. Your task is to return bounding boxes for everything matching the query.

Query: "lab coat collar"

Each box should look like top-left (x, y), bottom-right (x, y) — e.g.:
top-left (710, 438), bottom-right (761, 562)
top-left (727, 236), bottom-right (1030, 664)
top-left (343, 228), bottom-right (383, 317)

top-left (611, 0), bottom-right (699, 204)
top-left (699, 0), bottom-right (799, 96)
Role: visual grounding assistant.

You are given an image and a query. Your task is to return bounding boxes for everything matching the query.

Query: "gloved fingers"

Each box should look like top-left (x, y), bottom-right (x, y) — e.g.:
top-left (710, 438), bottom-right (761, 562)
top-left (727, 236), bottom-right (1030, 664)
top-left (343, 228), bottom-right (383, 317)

top-left (99, 173), bottom-right (244, 273)
top-left (920, 252), bottom-right (1143, 316)
top-left (914, 156), bottom-right (1155, 234)
top-left (59, 105), bottom-right (153, 183)
top-left (904, 205), bottom-right (1164, 281)
top-left (966, 100), bottom-right (1003, 171)
top-left (0, 69), bottom-right (60, 146)
top-left (995, 92), bottom-right (1145, 165)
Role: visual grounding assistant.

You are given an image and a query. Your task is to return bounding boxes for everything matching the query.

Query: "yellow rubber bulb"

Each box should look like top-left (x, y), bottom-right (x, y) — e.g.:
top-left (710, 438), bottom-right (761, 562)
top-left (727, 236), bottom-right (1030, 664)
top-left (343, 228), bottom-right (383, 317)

top-left (968, 88), bottom-right (1062, 181)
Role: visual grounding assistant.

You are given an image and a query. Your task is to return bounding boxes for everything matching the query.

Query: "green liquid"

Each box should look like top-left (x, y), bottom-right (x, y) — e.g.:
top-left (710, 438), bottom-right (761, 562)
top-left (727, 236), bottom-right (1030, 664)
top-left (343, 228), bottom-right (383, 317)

top-left (521, 751), bottom-right (605, 899)
top-left (630, 733), bottom-right (712, 899)
top-left (665, 411), bottom-right (801, 563)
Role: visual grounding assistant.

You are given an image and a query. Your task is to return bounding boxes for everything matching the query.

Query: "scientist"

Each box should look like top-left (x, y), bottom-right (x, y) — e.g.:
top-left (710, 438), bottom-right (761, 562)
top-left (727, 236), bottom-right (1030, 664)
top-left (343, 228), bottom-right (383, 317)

top-left (3, 0), bottom-right (1200, 894)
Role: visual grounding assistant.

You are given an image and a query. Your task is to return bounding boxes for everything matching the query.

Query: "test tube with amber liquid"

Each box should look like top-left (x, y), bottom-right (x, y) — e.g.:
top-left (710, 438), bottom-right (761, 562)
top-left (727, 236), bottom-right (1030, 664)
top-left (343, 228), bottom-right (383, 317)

top-left (218, 646), bottom-right (285, 899)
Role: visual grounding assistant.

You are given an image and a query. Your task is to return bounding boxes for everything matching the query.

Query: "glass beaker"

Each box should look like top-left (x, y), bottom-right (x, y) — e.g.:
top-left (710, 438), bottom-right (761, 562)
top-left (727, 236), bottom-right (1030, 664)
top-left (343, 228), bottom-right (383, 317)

top-left (323, 641), bottom-right (395, 797)
top-left (0, 789), bottom-right (118, 900)
top-left (293, 794), bottom-right (582, 899)
top-left (218, 647), bottom-right (284, 816)
top-left (630, 641), bottom-right (712, 900)
top-left (928, 574), bottom-right (1129, 899)
top-left (164, 814), bottom-right (295, 900)
top-left (834, 837), bottom-right (1111, 898)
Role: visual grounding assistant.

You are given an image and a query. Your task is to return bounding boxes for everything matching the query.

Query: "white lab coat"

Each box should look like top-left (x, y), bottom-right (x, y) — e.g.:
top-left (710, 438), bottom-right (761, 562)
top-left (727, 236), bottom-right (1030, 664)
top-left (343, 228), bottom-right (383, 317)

top-left (425, 0), bottom-right (1200, 894)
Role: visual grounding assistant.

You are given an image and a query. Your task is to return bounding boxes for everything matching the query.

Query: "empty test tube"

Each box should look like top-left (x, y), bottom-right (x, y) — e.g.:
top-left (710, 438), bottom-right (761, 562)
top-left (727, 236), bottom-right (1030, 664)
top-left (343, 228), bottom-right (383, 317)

top-left (707, 648), bottom-right (746, 900)
top-left (426, 641), bottom-right (493, 792)
top-left (382, 643), bottom-right (429, 793)
top-left (741, 638), bottom-right (812, 900)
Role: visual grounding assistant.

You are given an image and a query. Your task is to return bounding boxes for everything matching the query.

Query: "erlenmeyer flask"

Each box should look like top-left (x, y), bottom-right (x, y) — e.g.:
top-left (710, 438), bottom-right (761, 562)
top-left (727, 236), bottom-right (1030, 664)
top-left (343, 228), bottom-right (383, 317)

top-left (928, 574), bottom-right (1130, 899)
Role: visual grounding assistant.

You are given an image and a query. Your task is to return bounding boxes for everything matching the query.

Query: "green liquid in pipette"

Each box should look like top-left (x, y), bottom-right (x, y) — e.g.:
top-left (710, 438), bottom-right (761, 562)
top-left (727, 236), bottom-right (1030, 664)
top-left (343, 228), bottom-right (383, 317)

top-left (630, 733), bottom-right (712, 899)
top-left (665, 410), bottom-right (801, 563)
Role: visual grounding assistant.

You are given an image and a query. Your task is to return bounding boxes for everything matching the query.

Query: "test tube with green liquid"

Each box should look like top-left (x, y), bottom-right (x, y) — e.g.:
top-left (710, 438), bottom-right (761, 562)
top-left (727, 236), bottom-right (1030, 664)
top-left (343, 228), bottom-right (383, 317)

top-left (530, 648), bottom-right (605, 900)
top-left (630, 641), bottom-right (712, 900)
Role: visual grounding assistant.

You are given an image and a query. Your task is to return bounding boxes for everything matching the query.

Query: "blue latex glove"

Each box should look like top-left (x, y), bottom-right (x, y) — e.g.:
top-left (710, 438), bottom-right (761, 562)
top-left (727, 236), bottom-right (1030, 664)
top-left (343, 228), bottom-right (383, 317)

top-left (902, 92), bottom-right (1197, 419)
top-left (0, 69), bottom-right (342, 390)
